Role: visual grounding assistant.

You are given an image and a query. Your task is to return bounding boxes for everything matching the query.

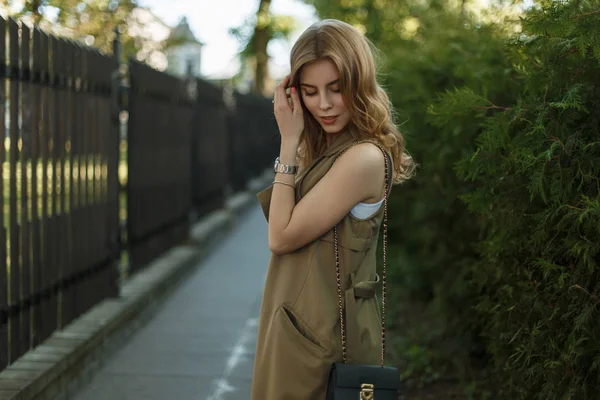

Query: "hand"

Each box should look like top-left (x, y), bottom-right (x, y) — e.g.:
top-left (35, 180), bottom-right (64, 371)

top-left (273, 75), bottom-right (304, 143)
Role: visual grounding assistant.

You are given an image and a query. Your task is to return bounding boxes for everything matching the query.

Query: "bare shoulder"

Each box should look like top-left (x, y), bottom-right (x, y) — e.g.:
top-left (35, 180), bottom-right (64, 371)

top-left (336, 142), bottom-right (386, 174)
top-left (332, 142), bottom-right (386, 202)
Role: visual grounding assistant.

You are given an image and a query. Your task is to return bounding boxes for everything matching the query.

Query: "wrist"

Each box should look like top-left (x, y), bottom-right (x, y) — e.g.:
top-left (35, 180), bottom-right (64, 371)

top-left (279, 139), bottom-right (299, 165)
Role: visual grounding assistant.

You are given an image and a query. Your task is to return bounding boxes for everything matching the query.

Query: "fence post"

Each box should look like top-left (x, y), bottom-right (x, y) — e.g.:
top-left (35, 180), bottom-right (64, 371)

top-left (110, 28), bottom-right (123, 274)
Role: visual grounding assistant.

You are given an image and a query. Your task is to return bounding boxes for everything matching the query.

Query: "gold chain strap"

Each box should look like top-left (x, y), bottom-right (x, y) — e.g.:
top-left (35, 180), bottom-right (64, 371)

top-left (334, 141), bottom-right (389, 366)
top-left (334, 223), bottom-right (347, 363)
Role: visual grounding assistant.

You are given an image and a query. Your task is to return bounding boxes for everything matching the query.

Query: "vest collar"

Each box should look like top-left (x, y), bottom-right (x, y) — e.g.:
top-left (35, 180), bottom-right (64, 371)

top-left (293, 129), bottom-right (394, 209)
top-left (295, 131), bottom-right (356, 185)
top-left (322, 131), bottom-right (357, 158)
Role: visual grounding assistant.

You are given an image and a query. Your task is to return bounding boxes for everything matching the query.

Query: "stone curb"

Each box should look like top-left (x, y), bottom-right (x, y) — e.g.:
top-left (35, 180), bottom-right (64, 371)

top-left (0, 170), bottom-right (274, 400)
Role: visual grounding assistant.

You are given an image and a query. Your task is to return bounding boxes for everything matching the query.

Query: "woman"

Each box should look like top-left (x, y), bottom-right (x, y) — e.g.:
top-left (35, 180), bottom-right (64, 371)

top-left (251, 19), bottom-right (414, 399)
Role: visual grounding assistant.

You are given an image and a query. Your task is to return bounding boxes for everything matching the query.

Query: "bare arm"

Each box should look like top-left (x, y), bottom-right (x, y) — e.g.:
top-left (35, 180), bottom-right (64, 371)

top-left (268, 142), bottom-right (385, 255)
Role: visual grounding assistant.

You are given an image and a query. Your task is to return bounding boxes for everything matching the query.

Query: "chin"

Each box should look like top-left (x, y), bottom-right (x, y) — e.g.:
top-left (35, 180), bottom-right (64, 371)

top-left (322, 124), bottom-right (348, 134)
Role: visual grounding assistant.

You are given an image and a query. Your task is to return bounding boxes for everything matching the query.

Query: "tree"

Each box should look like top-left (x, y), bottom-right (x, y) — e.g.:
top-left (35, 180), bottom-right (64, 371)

top-left (6, 0), bottom-right (144, 62)
top-left (230, 0), bottom-right (296, 96)
top-left (301, 0), bottom-right (413, 47)
top-left (253, 0), bottom-right (272, 96)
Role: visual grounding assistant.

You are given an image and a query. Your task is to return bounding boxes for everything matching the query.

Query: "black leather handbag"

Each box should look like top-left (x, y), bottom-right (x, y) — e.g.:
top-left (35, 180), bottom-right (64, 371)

top-left (326, 142), bottom-right (400, 399)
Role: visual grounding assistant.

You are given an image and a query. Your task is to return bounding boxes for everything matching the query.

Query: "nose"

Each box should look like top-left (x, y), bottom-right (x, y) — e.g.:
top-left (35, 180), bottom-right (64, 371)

top-left (319, 93), bottom-right (332, 110)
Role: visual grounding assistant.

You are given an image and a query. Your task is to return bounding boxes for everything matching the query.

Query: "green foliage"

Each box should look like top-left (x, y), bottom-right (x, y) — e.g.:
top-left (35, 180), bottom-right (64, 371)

top-left (229, 15), bottom-right (297, 57)
top-left (398, 342), bottom-right (442, 386)
top-left (308, 0), bottom-right (600, 398)
top-left (229, 0), bottom-right (297, 93)
top-left (7, 0), bottom-right (145, 61)
top-left (448, 2), bottom-right (600, 397)
top-left (306, 0), bottom-right (523, 394)
top-left (380, 5), bottom-right (523, 391)
top-left (427, 0), bottom-right (600, 397)
top-left (302, 0), bottom-right (412, 44)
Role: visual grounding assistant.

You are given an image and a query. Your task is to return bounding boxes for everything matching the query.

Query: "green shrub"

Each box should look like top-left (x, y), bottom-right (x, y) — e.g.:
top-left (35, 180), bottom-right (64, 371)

top-left (430, 1), bottom-right (600, 397)
top-left (381, 8), bottom-right (521, 386)
top-left (305, 1), bottom-right (599, 397)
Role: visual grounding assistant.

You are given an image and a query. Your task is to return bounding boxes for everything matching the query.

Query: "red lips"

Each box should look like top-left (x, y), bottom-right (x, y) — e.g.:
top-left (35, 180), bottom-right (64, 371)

top-left (320, 116), bottom-right (338, 125)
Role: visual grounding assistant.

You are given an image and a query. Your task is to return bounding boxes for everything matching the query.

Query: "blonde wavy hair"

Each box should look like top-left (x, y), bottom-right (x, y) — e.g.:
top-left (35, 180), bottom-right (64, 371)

top-left (289, 19), bottom-right (415, 184)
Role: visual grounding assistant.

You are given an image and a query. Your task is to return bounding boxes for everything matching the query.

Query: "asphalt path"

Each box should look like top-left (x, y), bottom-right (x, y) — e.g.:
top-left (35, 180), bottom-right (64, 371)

top-left (73, 204), bottom-right (270, 400)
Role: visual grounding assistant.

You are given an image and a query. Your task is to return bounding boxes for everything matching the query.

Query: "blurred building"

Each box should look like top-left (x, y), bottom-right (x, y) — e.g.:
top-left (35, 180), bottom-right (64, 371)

top-left (164, 17), bottom-right (204, 78)
top-left (125, 10), bottom-right (203, 79)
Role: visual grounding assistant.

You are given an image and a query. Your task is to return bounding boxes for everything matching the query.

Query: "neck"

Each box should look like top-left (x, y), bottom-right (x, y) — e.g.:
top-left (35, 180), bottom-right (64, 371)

top-left (324, 128), bottom-right (350, 149)
top-left (325, 134), bottom-right (334, 148)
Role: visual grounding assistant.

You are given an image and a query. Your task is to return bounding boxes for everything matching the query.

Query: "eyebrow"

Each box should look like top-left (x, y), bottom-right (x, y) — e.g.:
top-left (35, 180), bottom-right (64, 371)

top-left (299, 79), bottom-right (340, 88)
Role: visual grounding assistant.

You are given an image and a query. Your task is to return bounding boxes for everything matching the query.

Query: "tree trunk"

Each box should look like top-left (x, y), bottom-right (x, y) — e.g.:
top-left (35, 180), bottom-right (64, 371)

top-left (30, 0), bottom-right (43, 25)
top-left (252, 0), bottom-right (272, 96)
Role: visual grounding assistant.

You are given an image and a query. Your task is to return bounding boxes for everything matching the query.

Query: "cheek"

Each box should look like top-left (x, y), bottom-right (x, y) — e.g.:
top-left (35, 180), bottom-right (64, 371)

top-left (334, 95), bottom-right (347, 111)
top-left (302, 96), bottom-right (319, 115)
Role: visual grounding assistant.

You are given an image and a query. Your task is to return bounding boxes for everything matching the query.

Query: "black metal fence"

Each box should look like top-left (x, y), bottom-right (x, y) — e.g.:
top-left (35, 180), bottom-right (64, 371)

top-left (230, 91), bottom-right (279, 191)
top-left (0, 17), bottom-right (121, 367)
top-left (126, 60), bottom-right (194, 272)
top-left (0, 16), bottom-right (278, 370)
top-left (190, 78), bottom-right (230, 217)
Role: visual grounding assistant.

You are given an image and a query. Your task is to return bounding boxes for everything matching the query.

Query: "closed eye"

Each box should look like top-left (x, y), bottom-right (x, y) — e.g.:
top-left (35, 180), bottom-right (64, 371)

top-left (303, 88), bottom-right (340, 96)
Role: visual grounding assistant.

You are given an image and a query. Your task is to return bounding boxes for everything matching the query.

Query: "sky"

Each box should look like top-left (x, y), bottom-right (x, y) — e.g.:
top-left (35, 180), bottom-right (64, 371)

top-left (138, 0), bottom-right (319, 80)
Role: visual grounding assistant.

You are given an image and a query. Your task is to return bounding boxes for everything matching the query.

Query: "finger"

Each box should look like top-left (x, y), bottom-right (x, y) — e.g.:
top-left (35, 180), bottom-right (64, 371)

top-left (275, 80), bottom-right (288, 109)
top-left (284, 76), bottom-right (292, 104)
top-left (290, 86), bottom-right (301, 113)
top-left (277, 80), bottom-right (283, 99)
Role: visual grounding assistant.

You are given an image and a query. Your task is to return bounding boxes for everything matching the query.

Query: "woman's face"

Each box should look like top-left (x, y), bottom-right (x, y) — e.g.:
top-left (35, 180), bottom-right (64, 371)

top-left (299, 58), bottom-right (351, 135)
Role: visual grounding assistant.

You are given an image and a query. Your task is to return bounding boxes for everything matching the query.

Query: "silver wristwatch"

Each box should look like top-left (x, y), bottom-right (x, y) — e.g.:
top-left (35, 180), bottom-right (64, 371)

top-left (274, 157), bottom-right (298, 175)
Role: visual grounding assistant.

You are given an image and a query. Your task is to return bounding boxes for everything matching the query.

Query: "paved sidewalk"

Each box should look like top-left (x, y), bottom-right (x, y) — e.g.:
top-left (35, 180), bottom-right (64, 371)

top-left (73, 205), bottom-right (270, 400)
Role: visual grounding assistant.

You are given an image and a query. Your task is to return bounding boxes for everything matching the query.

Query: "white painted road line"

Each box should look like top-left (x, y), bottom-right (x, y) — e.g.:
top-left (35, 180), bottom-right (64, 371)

top-left (207, 317), bottom-right (258, 400)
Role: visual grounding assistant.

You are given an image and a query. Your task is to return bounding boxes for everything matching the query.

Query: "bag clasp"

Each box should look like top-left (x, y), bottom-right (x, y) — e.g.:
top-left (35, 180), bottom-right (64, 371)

top-left (360, 383), bottom-right (374, 400)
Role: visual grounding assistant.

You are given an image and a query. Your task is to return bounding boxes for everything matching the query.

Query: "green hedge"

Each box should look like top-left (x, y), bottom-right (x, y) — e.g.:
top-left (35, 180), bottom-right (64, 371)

top-left (435, 2), bottom-right (600, 397)
top-left (386, 1), bottom-right (600, 398)
top-left (304, 0), bottom-right (599, 397)
top-left (379, 8), bottom-right (523, 393)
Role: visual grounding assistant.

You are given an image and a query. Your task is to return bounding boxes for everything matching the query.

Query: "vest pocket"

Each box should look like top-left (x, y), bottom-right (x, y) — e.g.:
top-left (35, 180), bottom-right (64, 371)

top-left (252, 307), bottom-right (330, 399)
top-left (278, 305), bottom-right (327, 354)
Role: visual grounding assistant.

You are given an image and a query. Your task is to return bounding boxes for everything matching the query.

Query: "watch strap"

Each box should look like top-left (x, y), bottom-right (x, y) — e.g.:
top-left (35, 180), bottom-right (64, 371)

top-left (274, 157), bottom-right (298, 175)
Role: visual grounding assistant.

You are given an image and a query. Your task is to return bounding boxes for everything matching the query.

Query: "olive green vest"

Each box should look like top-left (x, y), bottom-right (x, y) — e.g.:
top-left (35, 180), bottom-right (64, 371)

top-left (251, 134), bottom-right (392, 399)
